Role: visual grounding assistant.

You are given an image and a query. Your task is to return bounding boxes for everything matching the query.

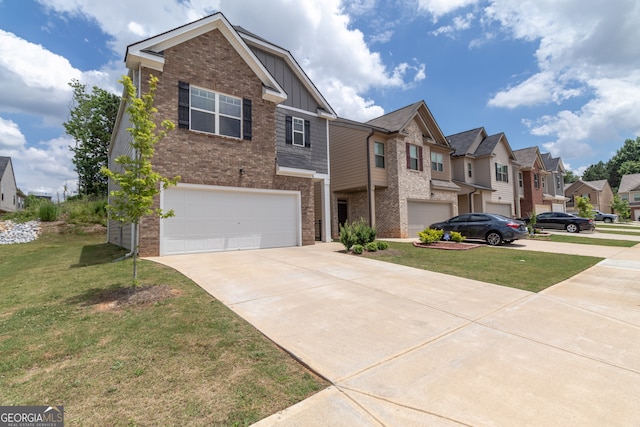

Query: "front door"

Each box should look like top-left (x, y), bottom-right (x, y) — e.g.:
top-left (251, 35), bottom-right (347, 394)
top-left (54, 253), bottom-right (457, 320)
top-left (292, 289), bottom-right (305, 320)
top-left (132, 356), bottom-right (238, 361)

top-left (337, 199), bottom-right (348, 229)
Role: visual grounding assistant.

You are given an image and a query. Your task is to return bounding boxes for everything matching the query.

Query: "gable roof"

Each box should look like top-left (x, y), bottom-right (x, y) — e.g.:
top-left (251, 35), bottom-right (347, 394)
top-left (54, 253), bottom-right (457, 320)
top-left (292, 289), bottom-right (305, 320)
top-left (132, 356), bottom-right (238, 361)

top-left (366, 101), bottom-right (449, 147)
top-left (0, 156), bottom-right (9, 177)
top-left (513, 146), bottom-right (545, 171)
top-left (541, 152), bottom-right (566, 173)
top-left (125, 12), bottom-right (334, 116)
top-left (446, 128), bottom-right (485, 156)
top-left (618, 173), bottom-right (640, 193)
top-left (583, 179), bottom-right (609, 191)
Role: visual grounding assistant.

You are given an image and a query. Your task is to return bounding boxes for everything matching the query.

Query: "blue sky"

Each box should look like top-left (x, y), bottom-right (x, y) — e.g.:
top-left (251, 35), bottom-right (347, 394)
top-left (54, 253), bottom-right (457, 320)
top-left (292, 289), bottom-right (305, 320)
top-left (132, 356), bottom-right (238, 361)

top-left (1, 0), bottom-right (639, 197)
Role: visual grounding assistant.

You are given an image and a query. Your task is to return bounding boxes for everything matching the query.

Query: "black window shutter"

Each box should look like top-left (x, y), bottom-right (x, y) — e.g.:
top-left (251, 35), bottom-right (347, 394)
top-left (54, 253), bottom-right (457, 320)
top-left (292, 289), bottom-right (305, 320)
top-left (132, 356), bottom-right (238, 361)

top-left (304, 120), bottom-right (311, 147)
top-left (495, 163), bottom-right (499, 181)
top-left (242, 98), bottom-right (252, 141)
top-left (406, 143), bottom-right (411, 169)
top-left (285, 115), bottom-right (292, 144)
top-left (419, 147), bottom-right (423, 171)
top-left (178, 81), bottom-right (190, 129)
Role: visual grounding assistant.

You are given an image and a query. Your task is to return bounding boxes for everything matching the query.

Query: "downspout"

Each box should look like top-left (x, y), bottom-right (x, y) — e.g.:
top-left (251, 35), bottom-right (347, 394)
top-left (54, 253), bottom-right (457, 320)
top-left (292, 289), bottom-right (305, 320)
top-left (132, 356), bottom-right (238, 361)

top-left (469, 187), bottom-right (477, 212)
top-left (365, 129), bottom-right (375, 226)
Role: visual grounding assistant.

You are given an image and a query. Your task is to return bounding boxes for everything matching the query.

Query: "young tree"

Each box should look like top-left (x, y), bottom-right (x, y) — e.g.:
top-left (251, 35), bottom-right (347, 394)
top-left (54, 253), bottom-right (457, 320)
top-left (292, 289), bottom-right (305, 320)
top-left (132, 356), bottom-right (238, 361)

top-left (575, 196), bottom-right (594, 219)
top-left (102, 75), bottom-right (180, 286)
top-left (611, 194), bottom-right (631, 221)
top-left (64, 80), bottom-right (120, 197)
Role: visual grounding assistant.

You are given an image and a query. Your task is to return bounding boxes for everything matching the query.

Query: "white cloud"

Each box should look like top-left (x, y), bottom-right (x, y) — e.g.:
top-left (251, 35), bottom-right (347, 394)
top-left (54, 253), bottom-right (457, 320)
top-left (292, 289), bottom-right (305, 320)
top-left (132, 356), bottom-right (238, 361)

top-left (432, 13), bottom-right (475, 37)
top-left (417, 0), bottom-right (479, 20)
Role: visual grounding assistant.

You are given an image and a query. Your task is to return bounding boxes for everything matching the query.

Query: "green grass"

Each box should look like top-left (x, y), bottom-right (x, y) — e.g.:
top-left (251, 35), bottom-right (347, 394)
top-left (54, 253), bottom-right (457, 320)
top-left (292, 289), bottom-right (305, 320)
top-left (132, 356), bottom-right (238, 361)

top-left (0, 231), bottom-right (327, 426)
top-left (365, 242), bottom-right (601, 293)
top-left (597, 223), bottom-right (640, 231)
top-left (546, 234), bottom-right (639, 246)
top-left (594, 229), bottom-right (640, 237)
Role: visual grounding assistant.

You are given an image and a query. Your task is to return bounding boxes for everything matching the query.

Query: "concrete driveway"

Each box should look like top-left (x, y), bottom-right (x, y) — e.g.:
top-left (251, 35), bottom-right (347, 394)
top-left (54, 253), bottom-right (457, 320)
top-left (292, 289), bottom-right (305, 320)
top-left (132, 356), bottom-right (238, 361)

top-left (148, 241), bottom-right (640, 426)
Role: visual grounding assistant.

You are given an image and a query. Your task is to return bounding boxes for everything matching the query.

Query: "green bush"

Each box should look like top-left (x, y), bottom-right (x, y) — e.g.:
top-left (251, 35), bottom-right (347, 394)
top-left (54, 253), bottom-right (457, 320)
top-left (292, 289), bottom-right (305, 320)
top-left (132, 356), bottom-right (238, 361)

top-left (449, 231), bottom-right (464, 242)
top-left (365, 242), bottom-right (378, 252)
top-left (38, 202), bottom-right (59, 222)
top-left (418, 228), bottom-right (444, 244)
top-left (376, 241), bottom-right (389, 250)
top-left (64, 198), bottom-right (108, 225)
top-left (351, 244), bottom-right (364, 254)
top-left (339, 218), bottom-right (376, 250)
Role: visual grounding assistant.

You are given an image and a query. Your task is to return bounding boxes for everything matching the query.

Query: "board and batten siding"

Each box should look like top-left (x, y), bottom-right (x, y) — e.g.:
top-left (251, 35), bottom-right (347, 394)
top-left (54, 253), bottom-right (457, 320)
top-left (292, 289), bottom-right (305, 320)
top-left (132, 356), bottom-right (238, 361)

top-left (329, 124), bottom-right (369, 192)
top-left (250, 47), bottom-right (319, 113)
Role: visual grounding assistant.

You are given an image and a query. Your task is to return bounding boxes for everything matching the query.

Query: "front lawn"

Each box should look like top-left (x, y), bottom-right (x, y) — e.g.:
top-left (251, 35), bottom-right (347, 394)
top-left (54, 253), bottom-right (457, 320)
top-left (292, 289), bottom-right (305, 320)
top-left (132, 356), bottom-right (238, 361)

top-left (546, 234), bottom-right (639, 246)
top-left (365, 242), bottom-right (601, 292)
top-left (597, 223), bottom-right (640, 231)
top-left (0, 231), bottom-right (327, 426)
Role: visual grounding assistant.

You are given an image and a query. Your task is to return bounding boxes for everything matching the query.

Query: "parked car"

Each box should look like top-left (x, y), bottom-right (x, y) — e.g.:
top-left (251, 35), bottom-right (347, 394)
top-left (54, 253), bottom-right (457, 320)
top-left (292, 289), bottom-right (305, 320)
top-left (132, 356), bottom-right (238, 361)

top-left (592, 209), bottom-right (617, 223)
top-left (429, 213), bottom-right (528, 246)
top-left (532, 212), bottom-right (595, 233)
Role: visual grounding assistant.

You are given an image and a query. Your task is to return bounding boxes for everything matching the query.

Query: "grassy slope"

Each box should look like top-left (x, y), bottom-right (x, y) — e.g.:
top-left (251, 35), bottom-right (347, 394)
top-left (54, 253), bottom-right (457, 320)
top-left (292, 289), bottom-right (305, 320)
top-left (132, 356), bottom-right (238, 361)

top-left (0, 231), bottom-right (326, 426)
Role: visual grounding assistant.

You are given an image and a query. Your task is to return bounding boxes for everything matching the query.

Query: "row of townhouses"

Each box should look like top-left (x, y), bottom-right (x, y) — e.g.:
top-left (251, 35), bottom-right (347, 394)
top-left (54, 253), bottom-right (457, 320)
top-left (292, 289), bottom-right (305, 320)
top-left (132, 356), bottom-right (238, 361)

top-left (103, 13), bottom-right (637, 257)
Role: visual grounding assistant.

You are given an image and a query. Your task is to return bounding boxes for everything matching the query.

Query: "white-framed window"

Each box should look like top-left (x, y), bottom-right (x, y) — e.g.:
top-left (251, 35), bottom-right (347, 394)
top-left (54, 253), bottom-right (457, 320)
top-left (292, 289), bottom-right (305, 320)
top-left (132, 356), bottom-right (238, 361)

top-left (621, 194), bottom-right (629, 201)
top-left (374, 142), bottom-right (385, 168)
top-left (467, 163), bottom-right (472, 178)
top-left (292, 117), bottom-right (305, 146)
top-left (409, 145), bottom-right (420, 170)
top-left (556, 175), bottom-right (562, 190)
top-left (190, 86), bottom-right (242, 138)
top-left (495, 163), bottom-right (509, 182)
top-left (518, 172), bottom-right (523, 188)
top-left (633, 193), bottom-right (640, 202)
top-left (431, 152), bottom-right (444, 172)
top-left (534, 173), bottom-right (540, 188)
top-left (542, 176), bottom-right (546, 189)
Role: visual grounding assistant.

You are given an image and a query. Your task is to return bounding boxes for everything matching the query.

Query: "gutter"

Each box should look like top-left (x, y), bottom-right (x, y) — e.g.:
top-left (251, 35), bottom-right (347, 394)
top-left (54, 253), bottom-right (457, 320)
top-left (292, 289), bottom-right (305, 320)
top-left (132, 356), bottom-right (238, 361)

top-left (365, 129), bottom-right (375, 226)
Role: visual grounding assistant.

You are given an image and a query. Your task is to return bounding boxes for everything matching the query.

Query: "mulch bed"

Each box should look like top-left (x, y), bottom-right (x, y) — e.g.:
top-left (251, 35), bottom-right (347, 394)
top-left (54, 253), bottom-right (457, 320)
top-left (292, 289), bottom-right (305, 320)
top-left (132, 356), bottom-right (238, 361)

top-left (412, 241), bottom-right (482, 250)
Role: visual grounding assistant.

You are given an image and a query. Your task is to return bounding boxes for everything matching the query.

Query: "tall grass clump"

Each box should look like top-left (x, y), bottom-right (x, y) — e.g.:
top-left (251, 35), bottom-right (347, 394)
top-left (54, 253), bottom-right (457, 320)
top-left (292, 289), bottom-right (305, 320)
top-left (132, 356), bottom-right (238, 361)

top-left (38, 202), bottom-right (59, 222)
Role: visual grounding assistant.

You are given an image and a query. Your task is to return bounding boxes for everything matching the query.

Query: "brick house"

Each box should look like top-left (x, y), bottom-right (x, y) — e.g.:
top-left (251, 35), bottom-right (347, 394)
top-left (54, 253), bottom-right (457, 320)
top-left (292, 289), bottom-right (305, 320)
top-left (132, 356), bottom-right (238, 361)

top-left (330, 101), bottom-right (459, 239)
top-left (618, 173), bottom-right (640, 220)
top-left (446, 128), bottom-right (520, 218)
top-left (541, 152), bottom-right (569, 212)
top-left (513, 146), bottom-right (550, 216)
top-left (107, 13), bottom-right (336, 256)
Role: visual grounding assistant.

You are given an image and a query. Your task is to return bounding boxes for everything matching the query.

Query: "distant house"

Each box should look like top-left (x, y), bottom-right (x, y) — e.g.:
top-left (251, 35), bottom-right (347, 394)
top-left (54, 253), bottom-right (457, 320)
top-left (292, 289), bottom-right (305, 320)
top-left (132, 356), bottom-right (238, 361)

top-left (0, 156), bottom-right (19, 213)
top-left (618, 173), bottom-right (640, 221)
top-left (541, 152), bottom-right (569, 212)
top-left (447, 127), bottom-right (519, 218)
top-left (330, 101), bottom-right (459, 238)
top-left (565, 179), bottom-right (614, 213)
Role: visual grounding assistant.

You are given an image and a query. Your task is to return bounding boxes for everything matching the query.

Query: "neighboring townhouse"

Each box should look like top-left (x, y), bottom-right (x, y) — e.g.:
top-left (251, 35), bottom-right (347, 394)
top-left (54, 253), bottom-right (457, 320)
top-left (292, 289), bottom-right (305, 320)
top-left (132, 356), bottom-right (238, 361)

top-left (541, 152), bottom-right (569, 212)
top-left (513, 147), bottom-right (550, 216)
top-left (330, 101), bottom-right (459, 239)
top-left (618, 173), bottom-right (640, 220)
top-left (108, 13), bottom-right (336, 257)
top-left (446, 128), bottom-right (519, 218)
top-left (565, 179), bottom-right (614, 213)
top-left (0, 156), bottom-right (19, 213)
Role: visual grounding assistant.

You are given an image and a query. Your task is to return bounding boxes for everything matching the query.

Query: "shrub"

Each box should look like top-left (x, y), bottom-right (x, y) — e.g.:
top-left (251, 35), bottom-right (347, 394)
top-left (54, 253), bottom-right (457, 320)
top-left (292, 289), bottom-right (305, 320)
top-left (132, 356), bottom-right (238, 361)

top-left (365, 242), bottom-right (378, 252)
top-left (376, 241), bottom-right (389, 250)
top-left (351, 244), bottom-right (364, 254)
top-left (38, 202), bottom-right (59, 222)
top-left (418, 228), bottom-right (444, 244)
top-left (339, 218), bottom-right (376, 250)
top-left (449, 231), bottom-right (464, 242)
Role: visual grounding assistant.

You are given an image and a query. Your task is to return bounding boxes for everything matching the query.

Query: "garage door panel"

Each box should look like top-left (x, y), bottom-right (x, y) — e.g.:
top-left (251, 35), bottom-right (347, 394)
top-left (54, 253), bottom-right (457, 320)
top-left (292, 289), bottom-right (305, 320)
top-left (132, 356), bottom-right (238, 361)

top-left (161, 186), bottom-right (300, 255)
top-left (408, 201), bottom-right (452, 237)
top-left (486, 202), bottom-right (512, 217)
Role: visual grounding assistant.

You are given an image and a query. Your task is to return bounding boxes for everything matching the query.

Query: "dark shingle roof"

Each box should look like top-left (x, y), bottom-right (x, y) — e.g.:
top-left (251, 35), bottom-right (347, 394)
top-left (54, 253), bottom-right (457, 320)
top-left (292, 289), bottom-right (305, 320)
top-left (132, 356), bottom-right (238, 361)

top-left (446, 128), bottom-right (484, 156)
top-left (475, 133), bottom-right (502, 157)
top-left (366, 101), bottom-right (423, 132)
top-left (619, 173), bottom-right (640, 193)
top-left (541, 152), bottom-right (560, 171)
top-left (513, 147), bottom-right (539, 169)
top-left (0, 156), bottom-right (10, 177)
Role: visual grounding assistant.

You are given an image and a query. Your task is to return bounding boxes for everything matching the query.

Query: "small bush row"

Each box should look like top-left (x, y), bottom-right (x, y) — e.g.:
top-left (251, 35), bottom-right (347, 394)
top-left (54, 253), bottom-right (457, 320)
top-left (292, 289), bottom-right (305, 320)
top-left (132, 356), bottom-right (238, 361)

top-left (351, 240), bottom-right (389, 255)
top-left (339, 218), bottom-right (377, 251)
top-left (418, 228), bottom-right (464, 244)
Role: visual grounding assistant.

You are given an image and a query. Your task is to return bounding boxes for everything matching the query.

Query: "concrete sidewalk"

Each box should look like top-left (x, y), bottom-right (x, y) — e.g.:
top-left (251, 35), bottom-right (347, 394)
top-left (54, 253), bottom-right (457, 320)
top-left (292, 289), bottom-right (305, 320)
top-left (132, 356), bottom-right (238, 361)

top-left (148, 242), bottom-right (640, 426)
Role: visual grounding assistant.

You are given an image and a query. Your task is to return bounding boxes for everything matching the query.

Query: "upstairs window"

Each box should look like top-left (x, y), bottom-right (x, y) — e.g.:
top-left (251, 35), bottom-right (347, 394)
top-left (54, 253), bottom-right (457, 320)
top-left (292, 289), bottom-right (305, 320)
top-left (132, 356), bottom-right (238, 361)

top-left (431, 152), bottom-right (444, 172)
top-left (406, 144), bottom-right (422, 171)
top-left (190, 87), bottom-right (242, 138)
top-left (534, 173), bottom-right (540, 188)
top-left (634, 193), bottom-right (640, 202)
top-left (285, 115), bottom-right (311, 148)
top-left (374, 142), bottom-right (385, 168)
top-left (556, 175), bottom-right (562, 190)
top-left (542, 176), bottom-right (547, 189)
top-left (495, 163), bottom-right (509, 182)
top-left (518, 172), bottom-right (523, 188)
top-left (178, 81), bottom-right (252, 140)
top-left (467, 163), bottom-right (472, 178)
top-left (292, 117), bottom-right (305, 146)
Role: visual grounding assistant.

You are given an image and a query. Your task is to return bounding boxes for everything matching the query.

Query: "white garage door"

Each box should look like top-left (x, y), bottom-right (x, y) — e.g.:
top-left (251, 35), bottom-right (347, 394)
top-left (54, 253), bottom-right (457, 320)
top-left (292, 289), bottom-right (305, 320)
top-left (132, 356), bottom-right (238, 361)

top-left (161, 185), bottom-right (300, 255)
top-left (552, 203), bottom-right (565, 212)
top-left (486, 202), bottom-right (512, 217)
top-left (535, 204), bottom-right (551, 213)
top-left (407, 201), bottom-right (452, 238)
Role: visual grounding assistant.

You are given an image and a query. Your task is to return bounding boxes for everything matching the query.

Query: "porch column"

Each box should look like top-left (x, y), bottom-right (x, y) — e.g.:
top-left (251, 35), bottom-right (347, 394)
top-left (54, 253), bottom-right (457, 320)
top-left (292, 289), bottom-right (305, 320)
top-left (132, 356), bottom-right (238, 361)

top-left (322, 177), bottom-right (332, 242)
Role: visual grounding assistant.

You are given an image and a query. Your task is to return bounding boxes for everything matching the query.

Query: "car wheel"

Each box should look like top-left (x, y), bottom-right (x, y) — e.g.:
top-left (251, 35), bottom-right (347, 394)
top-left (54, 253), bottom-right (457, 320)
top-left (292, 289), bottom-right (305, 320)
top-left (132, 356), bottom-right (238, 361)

top-left (565, 223), bottom-right (579, 233)
top-left (486, 231), bottom-right (503, 246)
top-left (604, 217), bottom-right (612, 223)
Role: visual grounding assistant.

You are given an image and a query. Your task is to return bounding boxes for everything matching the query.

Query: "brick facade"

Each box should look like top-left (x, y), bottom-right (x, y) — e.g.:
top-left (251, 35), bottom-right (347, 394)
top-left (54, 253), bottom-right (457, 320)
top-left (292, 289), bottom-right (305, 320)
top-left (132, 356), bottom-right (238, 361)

top-left (134, 29), bottom-right (315, 256)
